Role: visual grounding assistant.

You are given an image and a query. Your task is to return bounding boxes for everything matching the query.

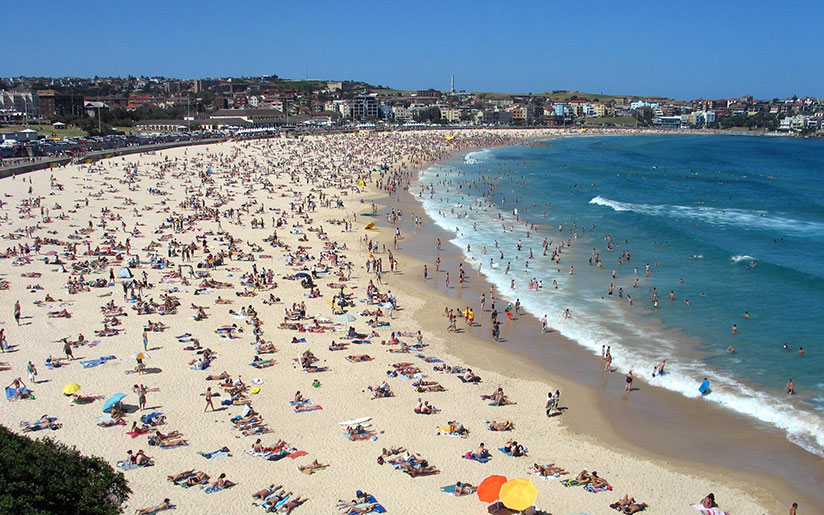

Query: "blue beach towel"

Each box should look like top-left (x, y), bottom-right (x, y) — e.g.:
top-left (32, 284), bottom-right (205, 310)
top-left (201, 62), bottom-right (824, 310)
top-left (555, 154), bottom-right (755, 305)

top-left (464, 455), bottom-right (491, 464)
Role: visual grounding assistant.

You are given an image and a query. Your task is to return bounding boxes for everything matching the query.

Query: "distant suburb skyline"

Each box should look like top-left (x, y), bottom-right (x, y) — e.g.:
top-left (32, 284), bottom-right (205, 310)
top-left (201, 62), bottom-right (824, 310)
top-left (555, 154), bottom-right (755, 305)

top-left (3, 0), bottom-right (823, 100)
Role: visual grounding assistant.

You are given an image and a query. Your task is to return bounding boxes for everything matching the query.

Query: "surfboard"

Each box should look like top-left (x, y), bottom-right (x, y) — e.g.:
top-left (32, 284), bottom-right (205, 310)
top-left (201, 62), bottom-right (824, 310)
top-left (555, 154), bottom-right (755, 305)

top-left (338, 417), bottom-right (372, 426)
top-left (699, 380), bottom-right (711, 395)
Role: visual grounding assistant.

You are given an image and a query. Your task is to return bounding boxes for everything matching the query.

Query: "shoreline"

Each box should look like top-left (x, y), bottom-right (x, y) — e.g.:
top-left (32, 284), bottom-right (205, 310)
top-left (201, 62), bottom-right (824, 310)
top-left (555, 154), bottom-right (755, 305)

top-left (374, 140), bottom-right (822, 511)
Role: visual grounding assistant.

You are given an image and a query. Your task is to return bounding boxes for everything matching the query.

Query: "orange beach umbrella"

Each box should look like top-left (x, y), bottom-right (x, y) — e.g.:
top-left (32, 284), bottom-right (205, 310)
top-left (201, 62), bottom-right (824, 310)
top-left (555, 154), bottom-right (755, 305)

top-left (477, 474), bottom-right (507, 503)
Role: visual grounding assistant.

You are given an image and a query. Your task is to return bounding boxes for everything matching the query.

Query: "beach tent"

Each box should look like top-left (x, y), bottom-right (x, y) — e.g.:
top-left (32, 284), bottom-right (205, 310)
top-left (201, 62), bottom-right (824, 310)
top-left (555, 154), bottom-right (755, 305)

top-left (295, 272), bottom-right (311, 279)
top-left (102, 393), bottom-right (126, 413)
top-left (117, 267), bottom-right (133, 279)
top-left (499, 478), bottom-right (537, 512)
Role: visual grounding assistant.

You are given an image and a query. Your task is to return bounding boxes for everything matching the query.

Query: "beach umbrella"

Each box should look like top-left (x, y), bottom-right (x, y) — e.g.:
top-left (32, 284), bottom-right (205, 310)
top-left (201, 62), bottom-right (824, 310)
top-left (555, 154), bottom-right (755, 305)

top-left (364, 221), bottom-right (376, 230)
top-left (477, 475), bottom-right (507, 503)
top-left (62, 383), bottom-right (81, 396)
top-left (295, 272), bottom-right (311, 279)
top-left (130, 352), bottom-right (150, 360)
top-left (102, 393), bottom-right (127, 413)
top-left (499, 478), bottom-right (537, 512)
top-left (337, 314), bottom-right (356, 322)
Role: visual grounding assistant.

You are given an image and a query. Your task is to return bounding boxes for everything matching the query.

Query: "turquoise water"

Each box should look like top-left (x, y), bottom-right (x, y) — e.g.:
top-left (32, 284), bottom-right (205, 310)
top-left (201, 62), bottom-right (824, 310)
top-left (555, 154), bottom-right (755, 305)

top-left (419, 134), bottom-right (824, 456)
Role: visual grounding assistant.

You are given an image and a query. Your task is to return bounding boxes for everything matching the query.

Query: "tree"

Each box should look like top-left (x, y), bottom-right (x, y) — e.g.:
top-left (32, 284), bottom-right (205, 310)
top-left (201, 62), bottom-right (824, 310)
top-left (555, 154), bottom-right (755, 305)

top-left (0, 425), bottom-right (130, 514)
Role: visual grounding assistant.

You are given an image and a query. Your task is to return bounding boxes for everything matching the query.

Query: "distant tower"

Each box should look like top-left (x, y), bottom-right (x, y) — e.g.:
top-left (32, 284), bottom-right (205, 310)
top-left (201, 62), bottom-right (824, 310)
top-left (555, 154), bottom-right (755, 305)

top-left (450, 74), bottom-right (455, 94)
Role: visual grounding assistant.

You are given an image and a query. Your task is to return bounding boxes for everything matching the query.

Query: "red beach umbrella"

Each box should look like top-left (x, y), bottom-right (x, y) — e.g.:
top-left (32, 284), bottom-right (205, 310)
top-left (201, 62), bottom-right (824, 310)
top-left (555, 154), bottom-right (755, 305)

top-left (477, 474), bottom-right (507, 503)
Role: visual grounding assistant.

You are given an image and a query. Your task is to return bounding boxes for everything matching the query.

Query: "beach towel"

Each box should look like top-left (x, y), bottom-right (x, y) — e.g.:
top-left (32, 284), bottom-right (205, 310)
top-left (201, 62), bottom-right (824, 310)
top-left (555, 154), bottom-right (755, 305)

top-left (199, 449), bottom-right (230, 459)
top-left (438, 426), bottom-right (468, 438)
top-left (5, 386), bottom-right (30, 401)
top-left (141, 412), bottom-right (163, 424)
top-left (498, 447), bottom-right (528, 457)
top-left (126, 430), bottom-right (149, 438)
top-left (270, 495), bottom-right (292, 511)
top-left (365, 495), bottom-right (387, 513)
top-left (288, 400), bottom-right (312, 406)
top-left (294, 404), bottom-right (323, 413)
top-left (345, 431), bottom-right (374, 441)
top-left (528, 466), bottom-right (560, 480)
top-left (298, 464), bottom-right (329, 475)
top-left (287, 450), bottom-right (308, 459)
top-left (464, 454), bottom-right (491, 464)
top-left (204, 485), bottom-right (222, 494)
top-left (160, 441), bottom-right (188, 449)
top-left (691, 505), bottom-right (729, 515)
top-left (561, 479), bottom-right (582, 487)
top-left (116, 460), bottom-right (149, 471)
top-left (583, 483), bottom-right (612, 493)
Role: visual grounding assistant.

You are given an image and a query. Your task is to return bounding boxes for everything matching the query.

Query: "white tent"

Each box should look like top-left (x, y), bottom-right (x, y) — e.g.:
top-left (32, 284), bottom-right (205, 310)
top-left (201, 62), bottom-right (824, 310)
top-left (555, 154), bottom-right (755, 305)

top-left (117, 267), bottom-right (133, 278)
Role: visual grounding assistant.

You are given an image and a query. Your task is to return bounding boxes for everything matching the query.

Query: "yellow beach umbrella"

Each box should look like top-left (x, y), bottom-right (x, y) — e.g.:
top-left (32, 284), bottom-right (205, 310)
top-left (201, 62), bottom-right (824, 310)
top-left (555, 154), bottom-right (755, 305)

top-left (499, 478), bottom-right (537, 512)
top-left (62, 383), bottom-right (82, 395)
top-left (364, 221), bottom-right (376, 230)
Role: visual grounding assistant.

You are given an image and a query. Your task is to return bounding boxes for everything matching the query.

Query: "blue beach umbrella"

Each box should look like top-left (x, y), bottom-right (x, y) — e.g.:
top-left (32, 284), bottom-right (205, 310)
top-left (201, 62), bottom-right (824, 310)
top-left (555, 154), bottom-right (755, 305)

top-left (102, 393), bottom-right (127, 413)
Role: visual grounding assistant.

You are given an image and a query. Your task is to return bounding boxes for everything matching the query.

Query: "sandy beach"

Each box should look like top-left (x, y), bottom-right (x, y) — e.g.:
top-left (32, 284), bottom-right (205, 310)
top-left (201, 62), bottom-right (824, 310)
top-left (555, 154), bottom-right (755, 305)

top-left (0, 130), bottom-right (787, 514)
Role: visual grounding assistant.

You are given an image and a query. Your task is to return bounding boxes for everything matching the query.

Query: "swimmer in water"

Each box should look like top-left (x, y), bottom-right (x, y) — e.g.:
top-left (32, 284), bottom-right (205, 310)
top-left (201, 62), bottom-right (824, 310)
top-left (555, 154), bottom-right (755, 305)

top-left (727, 346), bottom-right (735, 353)
top-left (783, 343), bottom-right (789, 350)
top-left (798, 347), bottom-right (805, 355)
top-left (731, 324), bottom-right (737, 334)
top-left (786, 378), bottom-right (795, 395)
top-left (743, 311), bottom-right (750, 319)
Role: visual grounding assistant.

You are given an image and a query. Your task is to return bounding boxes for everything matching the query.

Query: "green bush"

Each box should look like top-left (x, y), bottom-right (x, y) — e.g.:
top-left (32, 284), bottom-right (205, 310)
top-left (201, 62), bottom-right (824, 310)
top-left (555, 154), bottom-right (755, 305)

top-left (0, 425), bottom-right (130, 514)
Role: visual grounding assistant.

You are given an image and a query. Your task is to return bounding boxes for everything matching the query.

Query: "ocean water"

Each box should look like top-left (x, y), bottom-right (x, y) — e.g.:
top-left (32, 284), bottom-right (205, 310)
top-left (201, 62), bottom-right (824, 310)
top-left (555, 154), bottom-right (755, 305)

top-left (418, 134), bottom-right (824, 457)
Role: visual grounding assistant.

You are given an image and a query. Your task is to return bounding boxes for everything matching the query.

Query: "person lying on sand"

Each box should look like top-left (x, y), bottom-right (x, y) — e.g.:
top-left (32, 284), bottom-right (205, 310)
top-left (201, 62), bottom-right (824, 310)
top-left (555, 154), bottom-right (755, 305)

top-left (488, 420), bottom-right (514, 431)
top-left (533, 463), bottom-right (568, 477)
top-left (251, 484), bottom-right (283, 500)
top-left (135, 498), bottom-right (172, 514)
top-left (700, 493), bottom-right (718, 509)
top-left (184, 472), bottom-right (209, 486)
top-left (381, 447), bottom-right (406, 456)
top-left (503, 439), bottom-right (526, 456)
top-left (167, 470), bottom-right (195, 482)
top-left (588, 471), bottom-right (610, 488)
top-left (126, 449), bottom-right (153, 466)
top-left (452, 481), bottom-right (477, 496)
top-left (278, 496), bottom-right (308, 514)
top-left (298, 459), bottom-right (328, 473)
top-left (623, 502), bottom-right (648, 514)
top-left (414, 381), bottom-right (445, 393)
top-left (212, 472), bottom-right (236, 488)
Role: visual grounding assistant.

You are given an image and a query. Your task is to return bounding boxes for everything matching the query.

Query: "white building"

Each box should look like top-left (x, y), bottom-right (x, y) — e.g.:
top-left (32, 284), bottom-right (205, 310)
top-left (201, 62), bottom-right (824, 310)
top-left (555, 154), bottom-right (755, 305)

top-left (0, 90), bottom-right (40, 118)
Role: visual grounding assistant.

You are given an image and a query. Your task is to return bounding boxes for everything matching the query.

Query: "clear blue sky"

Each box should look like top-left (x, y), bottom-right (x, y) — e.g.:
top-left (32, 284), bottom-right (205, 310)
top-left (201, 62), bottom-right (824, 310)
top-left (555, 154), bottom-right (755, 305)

top-left (4, 0), bottom-right (823, 100)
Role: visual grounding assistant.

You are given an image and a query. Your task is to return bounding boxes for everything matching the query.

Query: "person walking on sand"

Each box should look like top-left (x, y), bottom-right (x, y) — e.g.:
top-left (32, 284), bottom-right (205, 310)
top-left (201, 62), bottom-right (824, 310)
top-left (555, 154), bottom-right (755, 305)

top-left (625, 370), bottom-right (634, 392)
top-left (14, 300), bottom-right (21, 326)
top-left (204, 387), bottom-right (215, 412)
top-left (135, 384), bottom-right (147, 410)
top-left (63, 338), bottom-right (74, 360)
top-left (27, 361), bottom-right (37, 384)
